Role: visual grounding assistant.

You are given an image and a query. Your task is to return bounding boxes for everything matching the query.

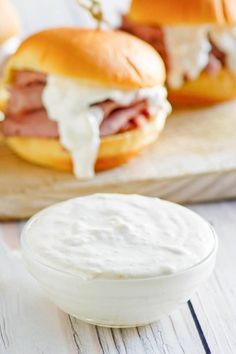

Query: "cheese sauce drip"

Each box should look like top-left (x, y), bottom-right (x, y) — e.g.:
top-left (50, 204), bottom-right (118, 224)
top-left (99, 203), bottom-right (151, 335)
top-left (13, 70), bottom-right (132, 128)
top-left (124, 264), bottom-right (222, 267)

top-left (42, 77), bottom-right (170, 178)
top-left (164, 25), bottom-right (211, 88)
top-left (24, 194), bottom-right (215, 280)
top-left (210, 26), bottom-right (236, 75)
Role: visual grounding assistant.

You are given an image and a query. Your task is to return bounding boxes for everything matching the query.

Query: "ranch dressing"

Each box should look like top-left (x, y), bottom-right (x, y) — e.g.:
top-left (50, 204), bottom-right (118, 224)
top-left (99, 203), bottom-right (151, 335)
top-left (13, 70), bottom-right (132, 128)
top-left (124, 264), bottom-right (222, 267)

top-left (24, 194), bottom-right (214, 280)
top-left (164, 25), bottom-right (211, 88)
top-left (42, 76), bottom-right (170, 178)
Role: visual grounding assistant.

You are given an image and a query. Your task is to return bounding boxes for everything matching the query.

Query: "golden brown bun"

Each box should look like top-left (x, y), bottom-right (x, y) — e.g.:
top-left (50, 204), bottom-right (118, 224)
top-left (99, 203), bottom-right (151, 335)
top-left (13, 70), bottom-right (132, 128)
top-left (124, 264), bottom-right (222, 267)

top-left (5, 28), bottom-right (165, 89)
top-left (4, 114), bottom-right (165, 172)
top-left (168, 68), bottom-right (236, 106)
top-left (128, 0), bottom-right (236, 25)
top-left (0, 0), bottom-right (21, 43)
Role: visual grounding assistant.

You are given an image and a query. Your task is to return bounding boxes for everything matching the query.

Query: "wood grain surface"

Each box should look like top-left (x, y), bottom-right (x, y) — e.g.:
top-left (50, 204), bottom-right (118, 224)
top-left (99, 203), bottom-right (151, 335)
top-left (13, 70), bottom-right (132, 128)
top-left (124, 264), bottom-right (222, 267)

top-left (1, 201), bottom-right (236, 353)
top-left (1, 101), bottom-right (236, 220)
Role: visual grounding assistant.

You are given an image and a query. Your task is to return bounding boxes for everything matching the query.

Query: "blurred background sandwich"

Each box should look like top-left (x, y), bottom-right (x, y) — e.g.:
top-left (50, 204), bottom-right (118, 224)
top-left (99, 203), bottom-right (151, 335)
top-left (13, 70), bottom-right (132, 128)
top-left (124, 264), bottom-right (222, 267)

top-left (121, 0), bottom-right (236, 106)
top-left (0, 0), bottom-right (21, 72)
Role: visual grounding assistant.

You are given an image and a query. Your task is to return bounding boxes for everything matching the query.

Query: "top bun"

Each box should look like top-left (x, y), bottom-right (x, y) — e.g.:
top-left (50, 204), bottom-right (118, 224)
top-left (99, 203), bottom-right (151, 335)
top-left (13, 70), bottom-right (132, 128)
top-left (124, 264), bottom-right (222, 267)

top-left (5, 28), bottom-right (166, 89)
top-left (128, 0), bottom-right (236, 25)
top-left (0, 0), bottom-right (21, 43)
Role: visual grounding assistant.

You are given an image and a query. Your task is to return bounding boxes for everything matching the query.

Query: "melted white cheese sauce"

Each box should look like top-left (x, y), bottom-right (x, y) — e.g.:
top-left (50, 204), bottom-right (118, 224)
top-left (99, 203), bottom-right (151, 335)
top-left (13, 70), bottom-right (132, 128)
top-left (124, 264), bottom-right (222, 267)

top-left (24, 194), bottom-right (215, 280)
top-left (42, 76), bottom-right (170, 178)
top-left (210, 26), bottom-right (236, 75)
top-left (164, 25), bottom-right (211, 88)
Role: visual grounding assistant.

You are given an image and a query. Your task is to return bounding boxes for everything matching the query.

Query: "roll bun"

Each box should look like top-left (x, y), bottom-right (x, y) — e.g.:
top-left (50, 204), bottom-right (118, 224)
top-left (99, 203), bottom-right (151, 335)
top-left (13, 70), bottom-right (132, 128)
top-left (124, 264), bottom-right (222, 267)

top-left (128, 0), bottom-right (236, 25)
top-left (5, 28), bottom-right (165, 89)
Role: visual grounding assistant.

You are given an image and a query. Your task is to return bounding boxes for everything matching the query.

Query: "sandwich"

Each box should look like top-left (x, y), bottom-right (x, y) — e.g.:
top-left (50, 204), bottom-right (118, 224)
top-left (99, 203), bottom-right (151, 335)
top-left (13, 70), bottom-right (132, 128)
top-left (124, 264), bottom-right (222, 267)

top-left (121, 0), bottom-right (236, 106)
top-left (0, 0), bottom-right (21, 70)
top-left (0, 28), bottom-right (171, 178)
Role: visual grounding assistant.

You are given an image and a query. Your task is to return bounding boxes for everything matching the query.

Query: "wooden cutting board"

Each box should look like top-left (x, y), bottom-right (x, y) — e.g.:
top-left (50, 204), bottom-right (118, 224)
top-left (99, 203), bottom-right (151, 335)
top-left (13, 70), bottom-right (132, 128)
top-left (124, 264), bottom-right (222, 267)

top-left (1, 100), bottom-right (236, 220)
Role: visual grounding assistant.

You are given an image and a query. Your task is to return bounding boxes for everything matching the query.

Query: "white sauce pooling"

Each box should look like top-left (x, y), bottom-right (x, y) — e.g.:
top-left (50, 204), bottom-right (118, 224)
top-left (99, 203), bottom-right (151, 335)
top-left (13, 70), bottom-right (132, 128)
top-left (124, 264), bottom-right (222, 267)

top-left (164, 25), bottom-right (211, 88)
top-left (24, 194), bottom-right (215, 280)
top-left (42, 76), bottom-right (170, 178)
top-left (210, 26), bottom-right (236, 75)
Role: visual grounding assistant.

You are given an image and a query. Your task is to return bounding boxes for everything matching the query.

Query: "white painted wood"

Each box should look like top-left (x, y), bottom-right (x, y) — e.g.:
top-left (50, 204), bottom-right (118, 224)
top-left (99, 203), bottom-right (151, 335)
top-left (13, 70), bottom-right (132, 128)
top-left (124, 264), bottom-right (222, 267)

top-left (0, 222), bottom-right (206, 354)
top-left (188, 201), bottom-right (236, 354)
top-left (0, 231), bottom-right (77, 354)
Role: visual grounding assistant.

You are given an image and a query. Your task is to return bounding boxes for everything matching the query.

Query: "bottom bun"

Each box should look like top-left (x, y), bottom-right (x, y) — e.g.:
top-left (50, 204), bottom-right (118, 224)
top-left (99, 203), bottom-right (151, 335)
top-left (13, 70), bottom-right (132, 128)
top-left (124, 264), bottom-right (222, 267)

top-left (5, 112), bottom-right (166, 173)
top-left (168, 68), bottom-right (236, 107)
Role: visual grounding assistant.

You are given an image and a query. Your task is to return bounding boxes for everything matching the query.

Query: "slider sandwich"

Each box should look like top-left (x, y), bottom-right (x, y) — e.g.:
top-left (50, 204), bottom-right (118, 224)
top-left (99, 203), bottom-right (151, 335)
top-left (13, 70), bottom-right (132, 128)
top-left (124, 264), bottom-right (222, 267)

top-left (1, 28), bottom-right (171, 178)
top-left (0, 0), bottom-right (21, 70)
top-left (121, 0), bottom-right (236, 105)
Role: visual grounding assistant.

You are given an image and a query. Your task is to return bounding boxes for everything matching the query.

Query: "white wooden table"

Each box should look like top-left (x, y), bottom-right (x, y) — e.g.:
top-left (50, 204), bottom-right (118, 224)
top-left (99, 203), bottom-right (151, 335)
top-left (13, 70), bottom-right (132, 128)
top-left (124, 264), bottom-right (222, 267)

top-left (0, 201), bottom-right (236, 353)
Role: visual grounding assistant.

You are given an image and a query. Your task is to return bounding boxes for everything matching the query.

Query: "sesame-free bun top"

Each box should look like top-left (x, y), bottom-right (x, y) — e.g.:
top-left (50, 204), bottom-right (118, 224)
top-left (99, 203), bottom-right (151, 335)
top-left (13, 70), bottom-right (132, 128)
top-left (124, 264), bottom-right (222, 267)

top-left (5, 27), bottom-right (166, 89)
top-left (0, 0), bottom-right (21, 43)
top-left (128, 0), bottom-right (236, 25)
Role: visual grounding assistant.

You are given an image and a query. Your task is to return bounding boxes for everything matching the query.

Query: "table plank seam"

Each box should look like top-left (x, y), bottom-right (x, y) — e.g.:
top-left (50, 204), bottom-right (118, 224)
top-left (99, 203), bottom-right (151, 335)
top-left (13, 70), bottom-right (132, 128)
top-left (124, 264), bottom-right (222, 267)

top-left (68, 316), bottom-right (83, 353)
top-left (111, 329), bottom-right (126, 354)
top-left (188, 301), bottom-right (211, 354)
top-left (95, 325), bottom-right (106, 354)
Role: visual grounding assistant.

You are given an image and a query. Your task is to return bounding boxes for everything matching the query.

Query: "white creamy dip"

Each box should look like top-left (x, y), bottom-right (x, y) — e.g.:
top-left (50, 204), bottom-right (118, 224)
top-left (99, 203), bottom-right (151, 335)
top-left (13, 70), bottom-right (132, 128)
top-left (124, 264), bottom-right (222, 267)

top-left (0, 36), bottom-right (20, 66)
top-left (164, 25), bottom-right (211, 88)
top-left (42, 77), bottom-right (170, 178)
top-left (24, 194), bottom-right (215, 280)
top-left (210, 26), bottom-right (236, 75)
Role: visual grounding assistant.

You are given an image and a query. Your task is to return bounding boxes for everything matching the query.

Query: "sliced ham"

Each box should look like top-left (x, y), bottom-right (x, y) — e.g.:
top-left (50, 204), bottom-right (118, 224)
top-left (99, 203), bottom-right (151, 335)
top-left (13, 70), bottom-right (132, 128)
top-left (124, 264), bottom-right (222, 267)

top-left (100, 101), bottom-right (148, 137)
top-left (2, 109), bottom-right (58, 138)
top-left (2, 70), bottom-right (151, 138)
top-left (96, 100), bottom-right (122, 119)
top-left (7, 84), bottom-right (44, 116)
top-left (205, 53), bottom-right (222, 76)
top-left (14, 70), bottom-right (47, 87)
top-left (210, 42), bottom-right (226, 65)
top-left (3, 100), bottom-right (150, 138)
top-left (119, 115), bottom-right (147, 134)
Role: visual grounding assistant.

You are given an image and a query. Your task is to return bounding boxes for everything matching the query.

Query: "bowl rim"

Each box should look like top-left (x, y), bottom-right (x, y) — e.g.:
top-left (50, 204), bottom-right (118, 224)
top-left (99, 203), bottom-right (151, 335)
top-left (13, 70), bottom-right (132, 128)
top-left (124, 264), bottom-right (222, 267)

top-left (21, 204), bottom-right (218, 283)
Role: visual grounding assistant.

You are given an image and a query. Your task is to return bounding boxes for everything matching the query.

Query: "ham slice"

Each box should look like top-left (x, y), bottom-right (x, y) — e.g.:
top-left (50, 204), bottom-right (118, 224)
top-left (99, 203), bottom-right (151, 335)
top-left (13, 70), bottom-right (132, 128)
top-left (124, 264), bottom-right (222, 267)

top-left (14, 70), bottom-right (47, 86)
top-left (205, 53), bottom-right (222, 76)
top-left (96, 100), bottom-right (122, 119)
top-left (2, 109), bottom-right (58, 138)
top-left (7, 84), bottom-right (44, 116)
top-left (2, 70), bottom-right (151, 138)
top-left (3, 100), bottom-right (150, 138)
top-left (100, 101), bottom-right (148, 137)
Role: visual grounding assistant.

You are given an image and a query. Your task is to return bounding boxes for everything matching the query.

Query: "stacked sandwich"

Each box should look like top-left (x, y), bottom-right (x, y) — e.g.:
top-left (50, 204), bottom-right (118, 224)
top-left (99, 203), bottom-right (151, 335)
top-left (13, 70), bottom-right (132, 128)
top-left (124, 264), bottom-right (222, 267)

top-left (0, 28), bottom-right (171, 178)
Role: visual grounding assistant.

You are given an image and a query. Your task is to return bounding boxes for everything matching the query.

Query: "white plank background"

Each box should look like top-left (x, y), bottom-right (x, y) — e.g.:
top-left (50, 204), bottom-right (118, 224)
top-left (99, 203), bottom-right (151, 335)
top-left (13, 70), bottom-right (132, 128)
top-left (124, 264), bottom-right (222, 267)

top-left (10, 0), bottom-right (129, 35)
top-left (1, 0), bottom-right (236, 353)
